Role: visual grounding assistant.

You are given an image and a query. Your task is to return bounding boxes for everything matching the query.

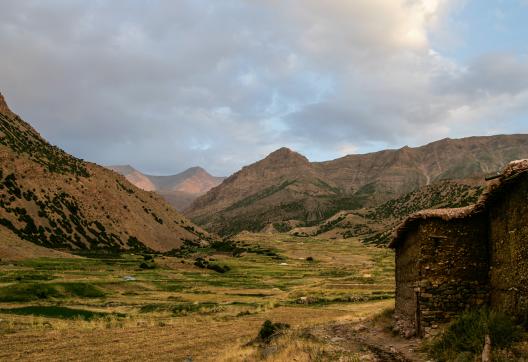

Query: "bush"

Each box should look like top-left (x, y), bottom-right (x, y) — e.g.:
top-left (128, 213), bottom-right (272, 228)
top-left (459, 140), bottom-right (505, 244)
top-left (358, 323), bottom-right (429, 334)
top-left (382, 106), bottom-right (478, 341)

top-left (258, 320), bottom-right (290, 342)
top-left (306, 256), bottom-right (314, 262)
top-left (194, 257), bottom-right (230, 273)
top-left (426, 308), bottom-right (523, 361)
top-left (139, 262), bottom-right (155, 269)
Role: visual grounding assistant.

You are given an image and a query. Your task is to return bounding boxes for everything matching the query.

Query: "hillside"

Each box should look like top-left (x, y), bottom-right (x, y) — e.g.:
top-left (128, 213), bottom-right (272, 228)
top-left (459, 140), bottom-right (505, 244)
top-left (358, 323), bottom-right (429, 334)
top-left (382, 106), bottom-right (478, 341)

top-left (187, 136), bottom-right (528, 235)
top-left (0, 92), bottom-right (209, 253)
top-left (0, 226), bottom-right (76, 260)
top-left (108, 165), bottom-right (224, 211)
top-left (299, 180), bottom-right (484, 243)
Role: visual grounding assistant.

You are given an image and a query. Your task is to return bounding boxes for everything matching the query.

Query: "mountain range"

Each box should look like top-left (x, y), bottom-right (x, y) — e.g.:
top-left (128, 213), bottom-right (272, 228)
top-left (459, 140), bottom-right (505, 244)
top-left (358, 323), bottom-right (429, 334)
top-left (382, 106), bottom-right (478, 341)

top-left (186, 136), bottom-right (528, 235)
top-left (108, 165), bottom-right (224, 211)
top-left (3, 88), bottom-right (528, 249)
top-left (0, 91), bottom-right (209, 255)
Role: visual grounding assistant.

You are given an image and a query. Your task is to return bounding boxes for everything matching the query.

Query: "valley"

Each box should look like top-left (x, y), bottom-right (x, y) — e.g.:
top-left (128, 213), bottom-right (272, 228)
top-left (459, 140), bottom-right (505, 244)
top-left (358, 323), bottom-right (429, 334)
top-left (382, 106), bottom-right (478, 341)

top-left (108, 165), bottom-right (225, 211)
top-left (0, 233), bottom-right (397, 361)
top-left (0, 91), bottom-right (527, 361)
top-left (2, 1), bottom-right (528, 360)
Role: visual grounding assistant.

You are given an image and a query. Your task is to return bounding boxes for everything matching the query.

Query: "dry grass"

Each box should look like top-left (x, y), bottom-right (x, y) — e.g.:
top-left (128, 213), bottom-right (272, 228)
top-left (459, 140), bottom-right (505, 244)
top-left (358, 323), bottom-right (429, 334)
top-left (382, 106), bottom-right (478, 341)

top-left (217, 330), bottom-right (364, 362)
top-left (0, 233), bottom-right (395, 361)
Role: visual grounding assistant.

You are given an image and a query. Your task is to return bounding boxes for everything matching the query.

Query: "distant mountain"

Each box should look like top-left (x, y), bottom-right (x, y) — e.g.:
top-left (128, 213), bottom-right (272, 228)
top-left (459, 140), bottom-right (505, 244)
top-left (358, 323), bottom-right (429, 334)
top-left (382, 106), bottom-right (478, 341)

top-left (108, 165), bottom-right (224, 211)
top-left (0, 91), bottom-right (210, 254)
top-left (187, 136), bottom-right (528, 235)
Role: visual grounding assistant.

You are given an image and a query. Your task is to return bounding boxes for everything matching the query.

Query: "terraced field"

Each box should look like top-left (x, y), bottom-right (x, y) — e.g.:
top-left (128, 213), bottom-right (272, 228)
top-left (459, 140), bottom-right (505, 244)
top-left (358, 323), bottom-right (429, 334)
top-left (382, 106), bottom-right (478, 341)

top-left (0, 234), bottom-right (395, 361)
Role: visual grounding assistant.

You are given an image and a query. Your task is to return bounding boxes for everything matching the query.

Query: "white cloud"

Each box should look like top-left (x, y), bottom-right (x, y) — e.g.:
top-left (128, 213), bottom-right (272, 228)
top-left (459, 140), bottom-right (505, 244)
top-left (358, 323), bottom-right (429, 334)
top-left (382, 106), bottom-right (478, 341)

top-left (0, 0), bottom-right (526, 175)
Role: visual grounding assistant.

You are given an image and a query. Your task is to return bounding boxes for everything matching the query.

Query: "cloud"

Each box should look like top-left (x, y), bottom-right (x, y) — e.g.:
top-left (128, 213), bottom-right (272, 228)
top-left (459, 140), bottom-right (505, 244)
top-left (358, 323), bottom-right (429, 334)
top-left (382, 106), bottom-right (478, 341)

top-left (0, 0), bottom-right (526, 175)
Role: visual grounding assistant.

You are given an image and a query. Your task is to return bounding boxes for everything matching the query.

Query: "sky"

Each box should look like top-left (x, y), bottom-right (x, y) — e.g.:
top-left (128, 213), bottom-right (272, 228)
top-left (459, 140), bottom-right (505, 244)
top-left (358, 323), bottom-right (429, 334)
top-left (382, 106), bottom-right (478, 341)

top-left (1, 0), bottom-right (527, 176)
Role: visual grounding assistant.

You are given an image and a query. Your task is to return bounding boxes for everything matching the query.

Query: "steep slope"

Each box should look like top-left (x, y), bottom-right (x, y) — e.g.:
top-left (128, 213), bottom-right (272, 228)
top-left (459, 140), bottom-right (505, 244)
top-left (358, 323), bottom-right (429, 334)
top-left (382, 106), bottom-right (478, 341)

top-left (188, 148), bottom-right (371, 235)
top-left (0, 226), bottom-right (76, 261)
top-left (316, 135), bottom-right (528, 203)
top-left (187, 136), bottom-right (528, 235)
top-left (305, 180), bottom-right (484, 242)
top-left (0, 91), bottom-right (209, 253)
top-left (108, 165), bottom-right (224, 211)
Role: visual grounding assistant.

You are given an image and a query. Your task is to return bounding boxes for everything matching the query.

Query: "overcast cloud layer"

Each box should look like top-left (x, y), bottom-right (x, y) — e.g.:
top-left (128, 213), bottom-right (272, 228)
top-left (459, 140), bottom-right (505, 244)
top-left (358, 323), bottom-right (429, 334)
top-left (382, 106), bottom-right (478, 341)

top-left (1, 0), bottom-right (527, 175)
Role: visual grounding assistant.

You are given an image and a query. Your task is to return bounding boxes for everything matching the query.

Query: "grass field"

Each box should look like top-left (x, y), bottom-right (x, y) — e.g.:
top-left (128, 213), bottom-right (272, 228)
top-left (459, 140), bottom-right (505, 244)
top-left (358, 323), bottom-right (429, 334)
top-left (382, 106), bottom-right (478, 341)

top-left (0, 233), bottom-right (395, 361)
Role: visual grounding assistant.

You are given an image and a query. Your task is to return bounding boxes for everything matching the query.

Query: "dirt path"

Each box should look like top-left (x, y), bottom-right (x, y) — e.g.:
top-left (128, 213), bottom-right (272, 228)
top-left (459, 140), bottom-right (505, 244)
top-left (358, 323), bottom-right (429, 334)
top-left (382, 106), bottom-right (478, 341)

top-left (311, 319), bottom-right (428, 361)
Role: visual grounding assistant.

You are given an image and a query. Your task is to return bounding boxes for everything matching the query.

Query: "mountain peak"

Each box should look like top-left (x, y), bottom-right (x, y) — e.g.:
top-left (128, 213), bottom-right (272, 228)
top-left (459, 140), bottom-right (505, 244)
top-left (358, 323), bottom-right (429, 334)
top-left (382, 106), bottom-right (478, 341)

top-left (184, 166), bottom-right (208, 175)
top-left (0, 91), bottom-right (14, 117)
top-left (265, 147), bottom-right (309, 164)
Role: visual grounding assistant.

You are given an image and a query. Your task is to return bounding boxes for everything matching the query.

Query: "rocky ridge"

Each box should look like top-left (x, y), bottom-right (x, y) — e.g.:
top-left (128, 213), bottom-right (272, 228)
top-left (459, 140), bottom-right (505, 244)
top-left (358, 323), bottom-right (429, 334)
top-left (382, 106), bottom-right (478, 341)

top-left (187, 136), bottom-right (528, 235)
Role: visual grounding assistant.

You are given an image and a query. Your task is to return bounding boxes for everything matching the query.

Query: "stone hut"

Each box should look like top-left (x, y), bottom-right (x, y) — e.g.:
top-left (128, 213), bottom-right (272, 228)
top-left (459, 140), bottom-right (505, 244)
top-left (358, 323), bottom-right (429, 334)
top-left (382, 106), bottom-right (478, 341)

top-left (390, 159), bottom-right (528, 337)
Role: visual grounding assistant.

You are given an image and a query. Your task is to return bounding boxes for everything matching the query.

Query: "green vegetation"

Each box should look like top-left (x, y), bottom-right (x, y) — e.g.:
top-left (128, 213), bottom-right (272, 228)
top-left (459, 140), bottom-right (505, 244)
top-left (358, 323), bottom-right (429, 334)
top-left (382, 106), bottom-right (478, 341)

top-left (0, 233), bottom-right (394, 313)
top-left (0, 306), bottom-right (118, 320)
top-left (194, 257), bottom-right (230, 273)
top-left (140, 302), bottom-right (221, 316)
top-left (367, 181), bottom-right (483, 221)
top-left (258, 320), bottom-right (290, 342)
top-left (0, 282), bottom-right (105, 302)
top-left (0, 113), bottom-right (89, 177)
top-left (225, 180), bottom-right (296, 212)
top-left (426, 308), bottom-right (525, 361)
top-left (0, 233), bottom-right (400, 359)
top-left (0, 172), bottom-right (136, 250)
top-left (316, 215), bottom-right (345, 235)
top-left (0, 283), bottom-right (63, 302)
top-left (115, 180), bottom-right (134, 194)
top-left (273, 222), bottom-right (291, 233)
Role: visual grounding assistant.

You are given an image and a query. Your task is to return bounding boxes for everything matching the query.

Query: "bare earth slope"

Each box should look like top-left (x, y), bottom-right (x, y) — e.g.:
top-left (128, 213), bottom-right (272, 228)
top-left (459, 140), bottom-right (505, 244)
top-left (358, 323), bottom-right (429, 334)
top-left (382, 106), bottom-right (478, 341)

top-left (187, 136), bottom-right (528, 235)
top-left (0, 226), bottom-right (75, 260)
top-left (108, 165), bottom-right (224, 211)
top-left (0, 92), bottom-right (209, 253)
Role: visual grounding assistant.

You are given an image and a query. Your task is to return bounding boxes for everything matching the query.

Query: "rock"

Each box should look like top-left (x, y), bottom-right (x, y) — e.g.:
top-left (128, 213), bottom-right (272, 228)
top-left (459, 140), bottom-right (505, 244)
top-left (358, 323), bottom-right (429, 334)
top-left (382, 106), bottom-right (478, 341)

top-left (404, 329), bottom-right (415, 338)
top-left (482, 334), bottom-right (492, 362)
top-left (352, 324), bottom-right (367, 332)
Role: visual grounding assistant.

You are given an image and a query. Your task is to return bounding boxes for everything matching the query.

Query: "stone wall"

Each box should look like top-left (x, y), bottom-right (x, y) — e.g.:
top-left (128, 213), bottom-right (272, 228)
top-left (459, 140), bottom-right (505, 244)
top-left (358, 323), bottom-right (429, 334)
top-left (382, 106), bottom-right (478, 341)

top-left (489, 173), bottom-right (528, 319)
top-left (394, 229), bottom-right (421, 337)
top-left (394, 214), bottom-right (489, 337)
top-left (416, 215), bottom-right (489, 336)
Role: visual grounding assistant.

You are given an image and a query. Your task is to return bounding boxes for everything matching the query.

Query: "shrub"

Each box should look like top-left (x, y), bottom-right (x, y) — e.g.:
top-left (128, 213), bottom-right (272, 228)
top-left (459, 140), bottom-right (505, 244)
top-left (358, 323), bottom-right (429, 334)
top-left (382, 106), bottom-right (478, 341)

top-left (258, 320), bottom-right (290, 342)
top-left (194, 257), bottom-right (230, 273)
top-left (426, 308), bottom-right (523, 361)
top-left (139, 262), bottom-right (155, 269)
